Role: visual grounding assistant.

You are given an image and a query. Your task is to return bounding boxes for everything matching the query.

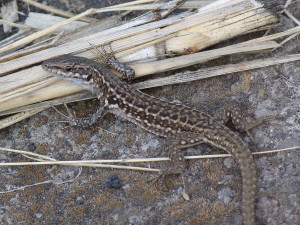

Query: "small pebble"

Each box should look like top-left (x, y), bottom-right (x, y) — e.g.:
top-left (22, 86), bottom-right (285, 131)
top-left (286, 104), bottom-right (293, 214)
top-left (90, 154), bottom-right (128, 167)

top-left (106, 174), bottom-right (122, 189)
top-left (181, 191), bottom-right (190, 201)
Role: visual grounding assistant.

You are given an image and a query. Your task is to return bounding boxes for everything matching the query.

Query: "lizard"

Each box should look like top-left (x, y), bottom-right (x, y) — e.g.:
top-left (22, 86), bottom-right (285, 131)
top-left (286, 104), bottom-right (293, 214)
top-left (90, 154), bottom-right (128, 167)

top-left (42, 54), bottom-right (257, 225)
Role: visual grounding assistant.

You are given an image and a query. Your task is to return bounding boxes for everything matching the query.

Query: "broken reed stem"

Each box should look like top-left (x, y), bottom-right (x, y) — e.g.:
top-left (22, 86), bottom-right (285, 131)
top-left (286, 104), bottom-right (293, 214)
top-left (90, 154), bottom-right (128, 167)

top-left (0, 0), bottom-right (189, 56)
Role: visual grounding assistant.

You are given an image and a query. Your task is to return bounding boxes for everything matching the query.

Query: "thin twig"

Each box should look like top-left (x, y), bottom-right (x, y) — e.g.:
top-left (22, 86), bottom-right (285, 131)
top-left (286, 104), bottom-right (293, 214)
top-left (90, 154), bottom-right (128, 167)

top-left (0, 146), bottom-right (298, 170)
top-left (283, 9), bottom-right (300, 26)
top-left (20, 0), bottom-right (98, 23)
top-left (0, 19), bottom-right (32, 30)
top-left (284, 0), bottom-right (293, 8)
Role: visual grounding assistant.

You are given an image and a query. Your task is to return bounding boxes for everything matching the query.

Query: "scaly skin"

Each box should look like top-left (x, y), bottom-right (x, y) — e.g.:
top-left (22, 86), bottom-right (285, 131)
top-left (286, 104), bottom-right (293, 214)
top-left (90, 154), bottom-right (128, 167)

top-left (42, 54), bottom-right (256, 225)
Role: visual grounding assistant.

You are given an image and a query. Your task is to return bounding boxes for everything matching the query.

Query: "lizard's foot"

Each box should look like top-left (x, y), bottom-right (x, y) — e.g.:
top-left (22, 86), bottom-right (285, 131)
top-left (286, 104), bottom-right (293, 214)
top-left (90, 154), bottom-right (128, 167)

top-left (52, 104), bottom-right (108, 128)
top-left (146, 165), bottom-right (185, 189)
top-left (147, 132), bottom-right (206, 188)
top-left (213, 101), bottom-right (284, 135)
top-left (51, 104), bottom-right (89, 127)
top-left (243, 114), bottom-right (284, 131)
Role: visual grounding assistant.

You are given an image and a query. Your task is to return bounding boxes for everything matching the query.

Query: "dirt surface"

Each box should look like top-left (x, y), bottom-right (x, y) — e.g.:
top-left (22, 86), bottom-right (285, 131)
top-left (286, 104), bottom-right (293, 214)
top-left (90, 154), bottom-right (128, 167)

top-left (0, 0), bottom-right (299, 224)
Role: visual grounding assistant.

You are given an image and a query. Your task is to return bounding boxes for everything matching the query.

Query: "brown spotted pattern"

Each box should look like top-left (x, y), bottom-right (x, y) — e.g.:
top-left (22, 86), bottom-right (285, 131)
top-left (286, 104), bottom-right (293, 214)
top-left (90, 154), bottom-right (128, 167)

top-left (42, 55), bottom-right (257, 225)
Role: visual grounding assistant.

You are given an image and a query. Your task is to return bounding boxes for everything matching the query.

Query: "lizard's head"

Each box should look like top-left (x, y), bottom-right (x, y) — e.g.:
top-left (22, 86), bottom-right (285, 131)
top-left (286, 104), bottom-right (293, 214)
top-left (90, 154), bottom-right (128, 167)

top-left (42, 54), bottom-right (101, 93)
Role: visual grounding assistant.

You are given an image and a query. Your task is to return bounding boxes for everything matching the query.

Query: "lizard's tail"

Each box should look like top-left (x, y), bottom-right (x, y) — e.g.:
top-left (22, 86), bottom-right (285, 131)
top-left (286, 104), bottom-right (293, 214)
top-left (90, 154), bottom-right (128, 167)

top-left (207, 130), bottom-right (257, 225)
top-left (235, 142), bottom-right (257, 225)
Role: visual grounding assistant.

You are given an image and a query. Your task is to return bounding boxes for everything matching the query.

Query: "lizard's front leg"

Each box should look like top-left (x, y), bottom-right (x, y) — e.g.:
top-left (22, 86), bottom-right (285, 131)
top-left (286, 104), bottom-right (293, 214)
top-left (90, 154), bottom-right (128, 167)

top-left (61, 90), bottom-right (110, 127)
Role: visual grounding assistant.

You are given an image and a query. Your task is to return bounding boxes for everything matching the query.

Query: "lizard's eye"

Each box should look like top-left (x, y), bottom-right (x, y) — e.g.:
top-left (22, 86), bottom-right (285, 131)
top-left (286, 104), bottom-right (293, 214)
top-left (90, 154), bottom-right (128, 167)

top-left (86, 74), bottom-right (92, 81)
top-left (65, 67), bottom-right (72, 72)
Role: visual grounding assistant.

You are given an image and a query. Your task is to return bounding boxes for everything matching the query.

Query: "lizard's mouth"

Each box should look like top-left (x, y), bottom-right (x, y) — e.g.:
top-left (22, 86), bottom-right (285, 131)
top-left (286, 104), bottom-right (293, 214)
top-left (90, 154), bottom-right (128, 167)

top-left (41, 64), bottom-right (68, 79)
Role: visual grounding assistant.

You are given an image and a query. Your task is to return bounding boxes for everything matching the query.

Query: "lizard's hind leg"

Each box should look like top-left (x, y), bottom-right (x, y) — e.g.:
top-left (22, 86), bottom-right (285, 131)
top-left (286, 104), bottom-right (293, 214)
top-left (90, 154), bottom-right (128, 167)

top-left (161, 132), bottom-right (205, 175)
top-left (213, 101), bottom-right (282, 135)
